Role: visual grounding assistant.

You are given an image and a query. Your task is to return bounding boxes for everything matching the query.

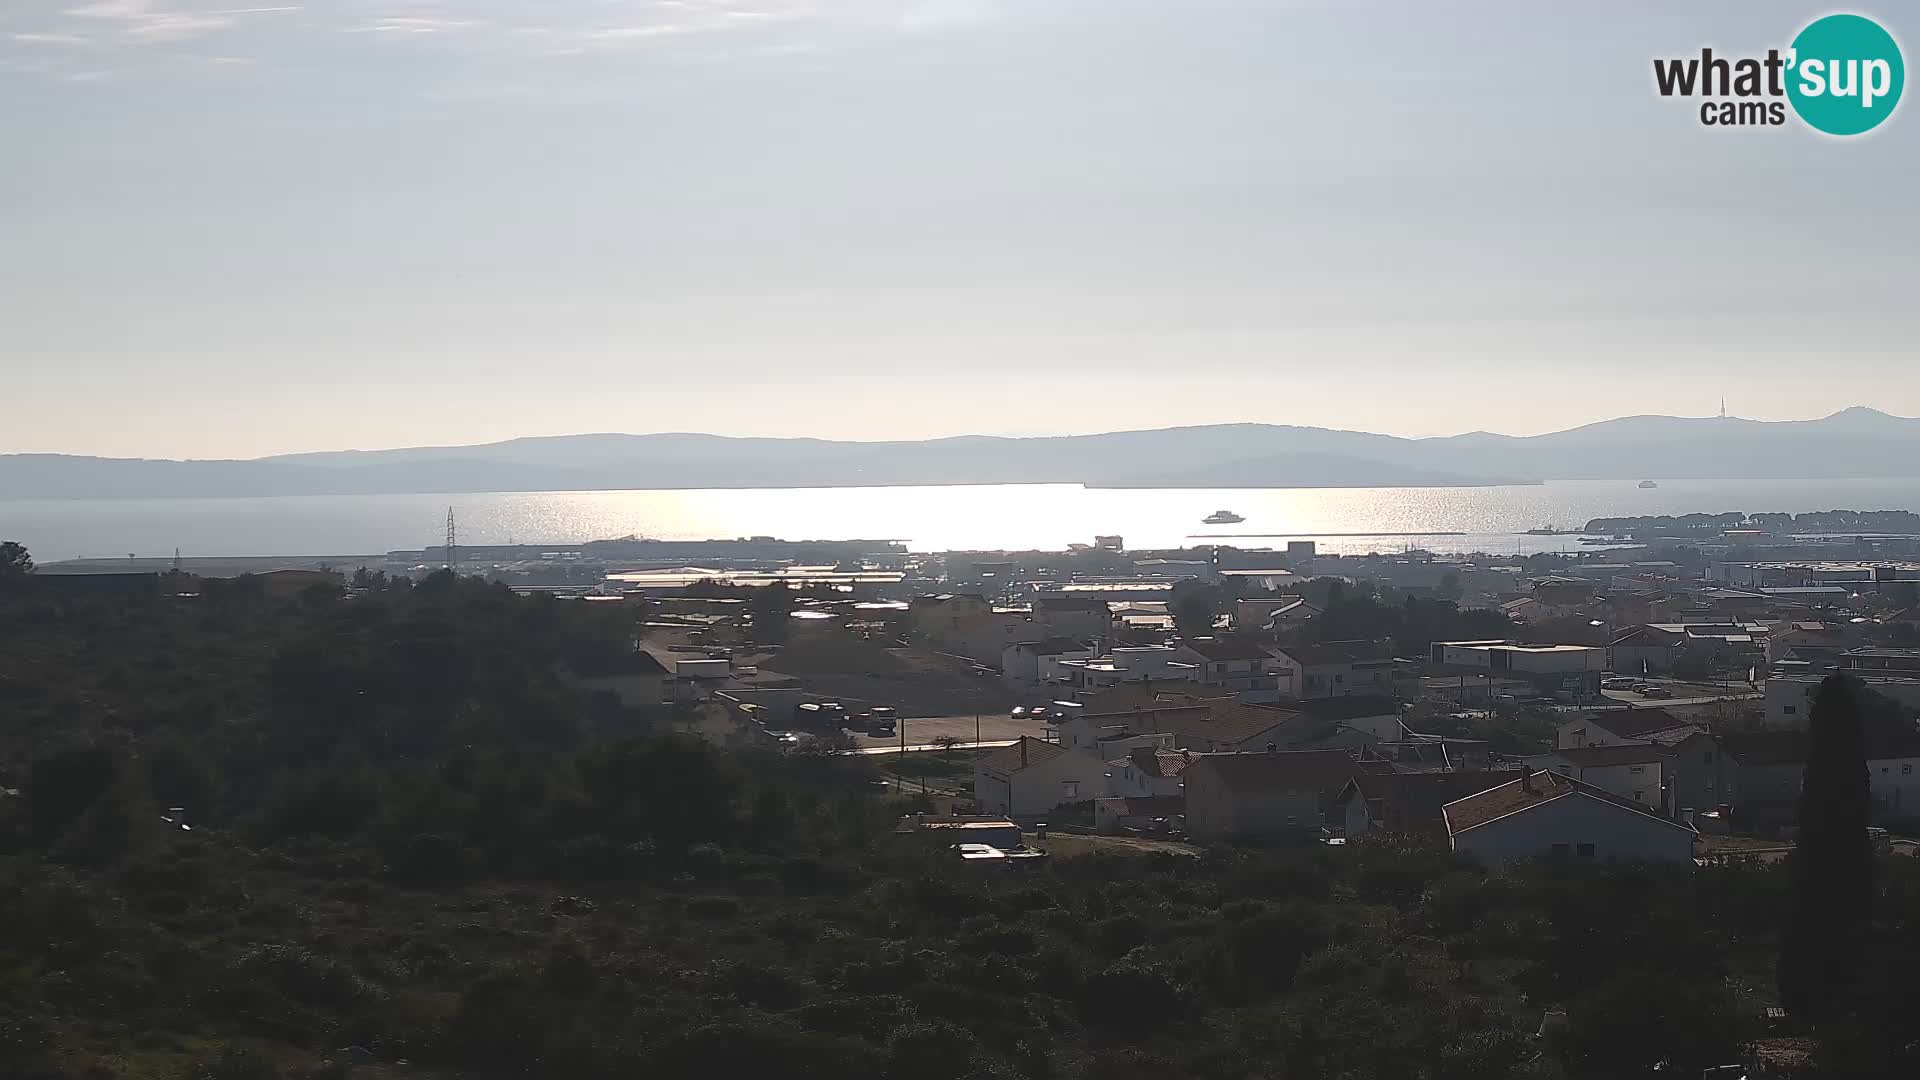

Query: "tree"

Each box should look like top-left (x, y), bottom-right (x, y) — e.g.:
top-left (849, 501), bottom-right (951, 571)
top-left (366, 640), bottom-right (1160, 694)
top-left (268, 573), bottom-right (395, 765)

top-left (0, 541), bottom-right (32, 584)
top-left (1170, 579), bottom-right (1223, 638)
top-left (931, 735), bottom-right (962, 756)
top-left (1778, 674), bottom-right (1874, 1018)
top-left (1892, 580), bottom-right (1920, 612)
top-left (750, 583), bottom-right (793, 645)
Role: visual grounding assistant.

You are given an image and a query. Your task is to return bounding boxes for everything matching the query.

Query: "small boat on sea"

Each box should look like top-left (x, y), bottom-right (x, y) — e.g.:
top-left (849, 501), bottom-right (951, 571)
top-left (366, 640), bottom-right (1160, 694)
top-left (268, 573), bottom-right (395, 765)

top-left (1638, 480), bottom-right (1659, 489)
top-left (1202, 510), bottom-right (1246, 525)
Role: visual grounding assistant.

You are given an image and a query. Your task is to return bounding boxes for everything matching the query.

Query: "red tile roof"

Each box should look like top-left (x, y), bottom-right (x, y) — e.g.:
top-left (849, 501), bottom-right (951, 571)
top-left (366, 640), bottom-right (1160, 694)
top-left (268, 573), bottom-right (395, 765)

top-left (1442, 770), bottom-right (1695, 836)
top-left (1279, 640), bottom-right (1394, 667)
top-left (1341, 770), bottom-right (1521, 833)
top-left (977, 737), bottom-right (1065, 775)
top-left (1118, 747), bottom-right (1194, 778)
top-left (1640, 725), bottom-right (1710, 748)
top-left (1084, 702), bottom-right (1301, 747)
top-left (1590, 708), bottom-right (1684, 738)
top-left (1178, 635), bottom-right (1277, 663)
top-left (1544, 744), bottom-right (1670, 767)
top-left (1184, 749), bottom-right (1364, 792)
top-left (1075, 682), bottom-right (1232, 712)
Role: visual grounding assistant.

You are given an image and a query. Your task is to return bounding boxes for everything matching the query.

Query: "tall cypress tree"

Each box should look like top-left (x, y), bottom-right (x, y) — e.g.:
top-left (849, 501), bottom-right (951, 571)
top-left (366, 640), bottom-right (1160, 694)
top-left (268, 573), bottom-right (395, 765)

top-left (1777, 674), bottom-right (1874, 1017)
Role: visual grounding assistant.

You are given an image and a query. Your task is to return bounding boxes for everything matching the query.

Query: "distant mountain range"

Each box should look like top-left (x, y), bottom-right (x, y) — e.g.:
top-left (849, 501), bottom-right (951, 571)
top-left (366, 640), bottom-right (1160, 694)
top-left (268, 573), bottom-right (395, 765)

top-left (5, 408), bottom-right (1919, 499)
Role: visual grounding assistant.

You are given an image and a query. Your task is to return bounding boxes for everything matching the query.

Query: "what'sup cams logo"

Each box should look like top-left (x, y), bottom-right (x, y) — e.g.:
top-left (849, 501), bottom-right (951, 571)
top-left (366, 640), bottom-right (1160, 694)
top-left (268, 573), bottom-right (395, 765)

top-left (1654, 13), bottom-right (1904, 134)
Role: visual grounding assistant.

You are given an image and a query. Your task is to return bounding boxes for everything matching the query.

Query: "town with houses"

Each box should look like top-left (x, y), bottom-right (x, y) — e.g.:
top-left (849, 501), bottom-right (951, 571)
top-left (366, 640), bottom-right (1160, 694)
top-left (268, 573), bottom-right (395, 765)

top-left (42, 511), bottom-right (1920, 870)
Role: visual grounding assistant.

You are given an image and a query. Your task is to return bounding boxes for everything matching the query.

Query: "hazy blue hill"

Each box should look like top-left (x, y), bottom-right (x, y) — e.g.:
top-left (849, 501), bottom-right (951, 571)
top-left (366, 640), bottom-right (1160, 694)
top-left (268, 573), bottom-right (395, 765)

top-left (1094, 453), bottom-right (1528, 489)
top-left (7, 409), bottom-right (1920, 498)
top-left (1417, 408), bottom-right (1920, 479)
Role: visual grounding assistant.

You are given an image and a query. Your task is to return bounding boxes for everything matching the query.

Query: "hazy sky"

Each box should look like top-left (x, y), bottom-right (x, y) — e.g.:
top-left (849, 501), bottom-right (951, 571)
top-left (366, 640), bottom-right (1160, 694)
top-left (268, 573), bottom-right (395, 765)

top-left (4, 1), bottom-right (1915, 459)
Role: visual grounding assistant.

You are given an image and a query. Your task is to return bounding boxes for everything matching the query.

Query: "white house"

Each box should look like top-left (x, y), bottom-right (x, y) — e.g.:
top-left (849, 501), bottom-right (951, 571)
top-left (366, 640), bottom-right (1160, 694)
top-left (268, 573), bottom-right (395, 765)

top-left (1090, 730), bottom-right (1179, 764)
top-left (1272, 640), bottom-right (1396, 699)
top-left (1001, 637), bottom-right (1095, 686)
top-left (1521, 745), bottom-right (1667, 809)
top-left (1430, 640), bottom-right (1608, 698)
top-left (1869, 752), bottom-right (1920, 825)
top-left (1056, 706), bottom-right (1205, 754)
top-left (1442, 770), bottom-right (1696, 864)
top-left (1333, 770), bottom-right (1519, 841)
top-left (1294, 694), bottom-right (1406, 742)
top-left (1607, 625), bottom-right (1685, 674)
top-left (1170, 636), bottom-right (1283, 691)
top-left (1032, 596), bottom-right (1111, 639)
top-left (569, 651), bottom-right (671, 707)
top-left (1184, 749), bottom-right (1366, 839)
top-left (1055, 646), bottom-right (1202, 689)
top-left (1764, 671), bottom-right (1920, 729)
top-left (1104, 746), bottom-right (1193, 799)
top-left (972, 737), bottom-right (1107, 820)
top-left (1265, 599), bottom-right (1322, 633)
top-left (1555, 708), bottom-right (1685, 749)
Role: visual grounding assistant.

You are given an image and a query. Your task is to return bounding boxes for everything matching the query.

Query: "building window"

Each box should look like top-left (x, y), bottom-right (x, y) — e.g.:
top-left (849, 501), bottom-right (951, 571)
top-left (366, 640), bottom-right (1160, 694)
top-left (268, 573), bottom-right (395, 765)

top-left (1704, 751), bottom-right (1714, 764)
top-left (1577, 843), bottom-right (1596, 859)
top-left (1061, 782), bottom-right (1078, 799)
top-left (1905, 764), bottom-right (1914, 775)
top-left (1783, 705), bottom-right (1797, 715)
top-left (1629, 765), bottom-right (1645, 774)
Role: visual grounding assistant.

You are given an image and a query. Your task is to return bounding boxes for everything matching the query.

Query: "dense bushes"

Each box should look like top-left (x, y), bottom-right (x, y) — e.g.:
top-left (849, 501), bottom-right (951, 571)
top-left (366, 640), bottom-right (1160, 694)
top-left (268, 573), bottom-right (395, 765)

top-left (4, 576), bottom-right (1918, 1078)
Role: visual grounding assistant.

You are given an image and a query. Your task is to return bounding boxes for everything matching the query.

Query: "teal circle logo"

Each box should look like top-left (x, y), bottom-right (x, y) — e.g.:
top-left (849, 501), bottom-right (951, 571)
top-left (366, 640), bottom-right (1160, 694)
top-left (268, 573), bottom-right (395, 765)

top-left (1786, 14), bottom-right (1904, 135)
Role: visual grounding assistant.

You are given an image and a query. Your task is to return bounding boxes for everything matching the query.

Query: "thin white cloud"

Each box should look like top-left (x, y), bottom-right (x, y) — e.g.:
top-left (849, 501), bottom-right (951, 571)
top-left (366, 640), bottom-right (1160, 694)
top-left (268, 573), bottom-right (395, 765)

top-left (58, 0), bottom-right (300, 44)
top-left (2, 0), bottom-right (900, 82)
top-left (348, 16), bottom-right (482, 35)
top-left (12, 31), bottom-right (97, 45)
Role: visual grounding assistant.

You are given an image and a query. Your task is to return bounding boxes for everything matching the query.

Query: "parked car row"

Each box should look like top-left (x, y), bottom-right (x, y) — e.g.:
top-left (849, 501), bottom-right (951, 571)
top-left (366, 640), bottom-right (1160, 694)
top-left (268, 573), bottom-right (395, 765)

top-left (793, 700), bottom-right (894, 735)
top-left (1010, 701), bottom-right (1081, 721)
top-left (1601, 676), bottom-right (1676, 698)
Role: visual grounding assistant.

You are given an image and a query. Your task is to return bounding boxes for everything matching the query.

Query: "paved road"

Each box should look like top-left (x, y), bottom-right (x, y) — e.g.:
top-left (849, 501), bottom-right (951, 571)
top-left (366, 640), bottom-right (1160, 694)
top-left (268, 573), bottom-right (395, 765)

top-left (857, 740), bottom-right (1016, 756)
top-left (848, 712), bottom-right (1047, 751)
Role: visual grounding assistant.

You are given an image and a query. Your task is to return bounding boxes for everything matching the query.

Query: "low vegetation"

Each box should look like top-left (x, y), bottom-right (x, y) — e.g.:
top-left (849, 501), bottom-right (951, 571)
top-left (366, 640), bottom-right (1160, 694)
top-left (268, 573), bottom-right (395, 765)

top-left (0, 562), bottom-right (1915, 1078)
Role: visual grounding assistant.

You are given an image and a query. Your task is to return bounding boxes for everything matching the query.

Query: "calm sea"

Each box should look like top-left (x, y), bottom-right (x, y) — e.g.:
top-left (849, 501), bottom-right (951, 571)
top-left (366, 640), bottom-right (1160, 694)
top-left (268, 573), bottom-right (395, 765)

top-left (10, 478), bottom-right (1920, 563)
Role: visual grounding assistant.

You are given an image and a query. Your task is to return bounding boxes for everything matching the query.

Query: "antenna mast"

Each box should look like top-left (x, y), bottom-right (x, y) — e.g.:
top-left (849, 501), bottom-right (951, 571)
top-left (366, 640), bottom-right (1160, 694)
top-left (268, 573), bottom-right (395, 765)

top-left (445, 507), bottom-right (457, 570)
